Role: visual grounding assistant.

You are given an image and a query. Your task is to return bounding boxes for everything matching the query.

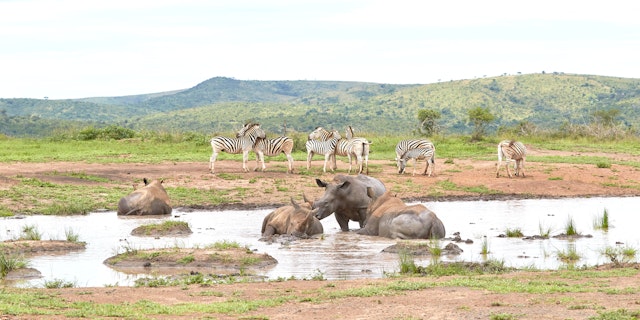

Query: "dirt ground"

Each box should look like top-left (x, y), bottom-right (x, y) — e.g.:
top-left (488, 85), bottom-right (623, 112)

top-left (2, 147), bottom-right (640, 319)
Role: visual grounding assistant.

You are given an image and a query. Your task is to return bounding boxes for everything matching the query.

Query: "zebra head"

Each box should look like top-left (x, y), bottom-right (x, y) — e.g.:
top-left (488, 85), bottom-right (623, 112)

top-left (236, 122), bottom-right (265, 140)
top-left (308, 127), bottom-right (328, 141)
top-left (398, 157), bottom-right (408, 174)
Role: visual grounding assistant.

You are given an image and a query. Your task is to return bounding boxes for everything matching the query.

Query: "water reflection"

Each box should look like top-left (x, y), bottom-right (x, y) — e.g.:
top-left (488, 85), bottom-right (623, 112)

top-left (1, 196), bottom-right (639, 288)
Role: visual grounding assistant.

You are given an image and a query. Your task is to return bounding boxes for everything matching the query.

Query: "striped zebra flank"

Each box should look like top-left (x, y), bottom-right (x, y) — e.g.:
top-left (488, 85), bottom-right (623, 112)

top-left (496, 140), bottom-right (527, 178)
top-left (395, 139), bottom-right (435, 169)
top-left (253, 136), bottom-right (295, 173)
top-left (398, 147), bottom-right (436, 176)
top-left (209, 122), bottom-right (265, 174)
top-left (309, 126), bottom-right (370, 174)
top-left (306, 130), bottom-right (341, 173)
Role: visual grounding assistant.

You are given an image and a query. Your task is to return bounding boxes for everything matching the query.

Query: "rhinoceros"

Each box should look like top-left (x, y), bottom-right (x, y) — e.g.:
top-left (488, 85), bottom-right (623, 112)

top-left (117, 178), bottom-right (172, 215)
top-left (312, 174), bottom-right (386, 231)
top-left (261, 198), bottom-right (323, 239)
top-left (357, 188), bottom-right (445, 239)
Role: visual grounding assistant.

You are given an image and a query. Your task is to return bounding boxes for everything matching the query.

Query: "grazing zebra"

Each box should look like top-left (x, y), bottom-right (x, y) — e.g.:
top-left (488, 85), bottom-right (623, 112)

top-left (306, 130), bottom-right (341, 173)
top-left (395, 139), bottom-right (435, 169)
top-left (209, 122), bottom-right (265, 174)
top-left (496, 140), bottom-right (527, 178)
top-left (398, 147), bottom-right (435, 176)
top-left (309, 126), bottom-right (370, 174)
top-left (238, 123), bottom-right (295, 173)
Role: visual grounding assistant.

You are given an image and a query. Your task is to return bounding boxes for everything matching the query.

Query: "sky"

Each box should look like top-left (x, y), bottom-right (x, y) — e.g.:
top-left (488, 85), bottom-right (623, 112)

top-left (1, 0), bottom-right (639, 99)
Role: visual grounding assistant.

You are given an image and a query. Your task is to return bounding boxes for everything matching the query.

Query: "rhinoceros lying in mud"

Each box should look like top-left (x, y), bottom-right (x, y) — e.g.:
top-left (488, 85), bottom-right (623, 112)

top-left (117, 178), bottom-right (172, 215)
top-left (312, 174), bottom-right (386, 231)
top-left (357, 188), bottom-right (445, 239)
top-left (261, 198), bottom-right (323, 239)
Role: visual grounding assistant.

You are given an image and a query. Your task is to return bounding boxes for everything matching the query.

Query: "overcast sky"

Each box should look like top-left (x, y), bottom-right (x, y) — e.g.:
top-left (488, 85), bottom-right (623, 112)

top-left (1, 0), bottom-right (639, 99)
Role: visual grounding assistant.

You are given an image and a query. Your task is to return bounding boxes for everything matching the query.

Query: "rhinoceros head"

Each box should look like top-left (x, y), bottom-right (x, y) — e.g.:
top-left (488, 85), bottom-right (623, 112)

top-left (312, 177), bottom-right (351, 220)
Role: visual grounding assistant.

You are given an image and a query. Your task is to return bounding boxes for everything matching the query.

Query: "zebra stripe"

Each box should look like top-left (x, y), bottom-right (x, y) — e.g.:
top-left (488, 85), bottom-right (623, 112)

top-left (310, 126), bottom-right (370, 174)
top-left (395, 139), bottom-right (435, 169)
top-left (253, 136), bottom-right (295, 173)
top-left (398, 147), bottom-right (435, 176)
top-left (496, 140), bottom-right (527, 178)
top-left (306, 130), bottom-right (341, 173)
top-left (209, 122), bottom-right (265, 173)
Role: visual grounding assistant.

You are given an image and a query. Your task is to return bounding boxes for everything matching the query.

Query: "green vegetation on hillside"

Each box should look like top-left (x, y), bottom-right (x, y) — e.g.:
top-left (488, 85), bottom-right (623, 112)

top-left (2, 73), bottom-right (639, 137)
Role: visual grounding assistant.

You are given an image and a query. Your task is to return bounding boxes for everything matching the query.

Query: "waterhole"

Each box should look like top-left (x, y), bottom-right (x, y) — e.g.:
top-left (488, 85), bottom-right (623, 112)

top-left (1, 196), bottom-right (638, 287)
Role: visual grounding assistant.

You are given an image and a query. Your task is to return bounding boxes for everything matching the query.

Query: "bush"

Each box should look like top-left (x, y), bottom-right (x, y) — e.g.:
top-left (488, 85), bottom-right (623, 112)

top-left (77, 125), bottom-right (135, 140)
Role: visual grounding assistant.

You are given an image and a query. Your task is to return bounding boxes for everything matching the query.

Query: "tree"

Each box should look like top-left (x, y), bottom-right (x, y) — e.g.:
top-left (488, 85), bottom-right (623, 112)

top-left (591, 109), bottom-right (621, 127)
top-left (468, 107), bottom-right (495, 141)
top-left (417, 108), bottom-right (441, 136)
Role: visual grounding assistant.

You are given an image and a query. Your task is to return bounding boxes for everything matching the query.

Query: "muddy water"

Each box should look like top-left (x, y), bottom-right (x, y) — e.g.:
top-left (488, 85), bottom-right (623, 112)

top-left (1, 197), bottom-right (639, 288)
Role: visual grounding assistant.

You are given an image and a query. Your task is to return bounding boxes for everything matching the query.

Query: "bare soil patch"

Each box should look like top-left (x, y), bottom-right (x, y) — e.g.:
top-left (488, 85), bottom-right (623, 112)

top-left (0, 240), bottom-right (86, 255)
top-left (1, 149), bottom-right (640, 319)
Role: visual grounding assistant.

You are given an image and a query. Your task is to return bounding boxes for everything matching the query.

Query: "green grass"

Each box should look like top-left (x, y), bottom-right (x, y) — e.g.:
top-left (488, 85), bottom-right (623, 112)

top-left (20, 225), bottom-right (42, 240)
top-left (1, 264), bottom-right (639, 317)
top-left (557, 244), bottom-right (581, 264)
top-left (564, 216), bottom-right (579, 236)
top-left (135, 221), bottom-right (191, 236)
top-left (0, 133), bottom-right (639, 215)
top-left (208, 240), bottom-right (244, 250)
top-left (2, 134), bottom-right (636, 166)
top-left (0, 252), bottom-right (28, 278)
top-left (504, 228), bottom-right (524, 238)
top-left (64, 227), bottom-right (80, 242)
top-left (593, 208), bottom-right (610, 230)
top-left (600, 245), bottom-right (637, 266)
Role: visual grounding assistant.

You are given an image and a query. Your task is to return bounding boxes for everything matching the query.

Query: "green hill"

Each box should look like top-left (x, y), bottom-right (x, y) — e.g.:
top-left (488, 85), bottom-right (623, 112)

top-left (1, 73), bottom-right (639, 137)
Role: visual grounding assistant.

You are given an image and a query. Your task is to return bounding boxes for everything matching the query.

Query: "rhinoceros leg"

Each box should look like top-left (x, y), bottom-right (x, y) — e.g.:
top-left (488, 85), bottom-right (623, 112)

top-left (262, 225), bottom-right (277, 238)
top-left (335, 214), bottom-right (350, 232)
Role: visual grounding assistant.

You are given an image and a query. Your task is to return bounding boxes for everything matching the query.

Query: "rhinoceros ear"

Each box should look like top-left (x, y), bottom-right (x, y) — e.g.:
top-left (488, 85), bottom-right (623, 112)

top-left (315, 178), bottom-right (328, 188)
top-left (338, 181), bottom-right (351, 189)
top-left (366, 187), bottom-right (376, 199)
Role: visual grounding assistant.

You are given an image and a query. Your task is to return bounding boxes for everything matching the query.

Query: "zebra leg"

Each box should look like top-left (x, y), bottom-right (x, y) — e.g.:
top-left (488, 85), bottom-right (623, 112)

top-left (323, 153), bottom-right (332, 173)
top-left (412, 158), bottom-right (418, 176)
top-left (519, 159), bottom-right (526, 177)
top-left (307, 151), bottom-right (313, 170)
top-left (209, 151), bottom-right (218, 174)
top-left (255, 151), bottom-right (266, 172)
top-left (286, 152), bottom-right (294, 173)
top-left (363, 144), bottom-right (370, 175)
top-left (242, 150), bottom-right (250, 172)
top-left (505, 158), bottom-right (513, 178)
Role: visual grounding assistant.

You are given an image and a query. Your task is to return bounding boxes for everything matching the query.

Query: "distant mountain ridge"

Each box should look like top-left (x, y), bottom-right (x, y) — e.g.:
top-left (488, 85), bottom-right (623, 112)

top-left (1, 74), bottom-right (639, 137)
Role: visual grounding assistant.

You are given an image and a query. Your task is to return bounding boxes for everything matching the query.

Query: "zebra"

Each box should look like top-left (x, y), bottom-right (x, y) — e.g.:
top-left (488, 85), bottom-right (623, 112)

top-left (209, 122), bottom-right (265, 174)
top-left (306, 130), bottom-right (341, 173)
top-left (496, 140), bottom-right (527, 178)
top-left (398, 147), bottom-right (435, 176)
top-left (237, 123), bottom-right (295, 173)
top-left (395, 139), bottom-right (435, 169)
top-left (309, 126), bottom-right (370, 174)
